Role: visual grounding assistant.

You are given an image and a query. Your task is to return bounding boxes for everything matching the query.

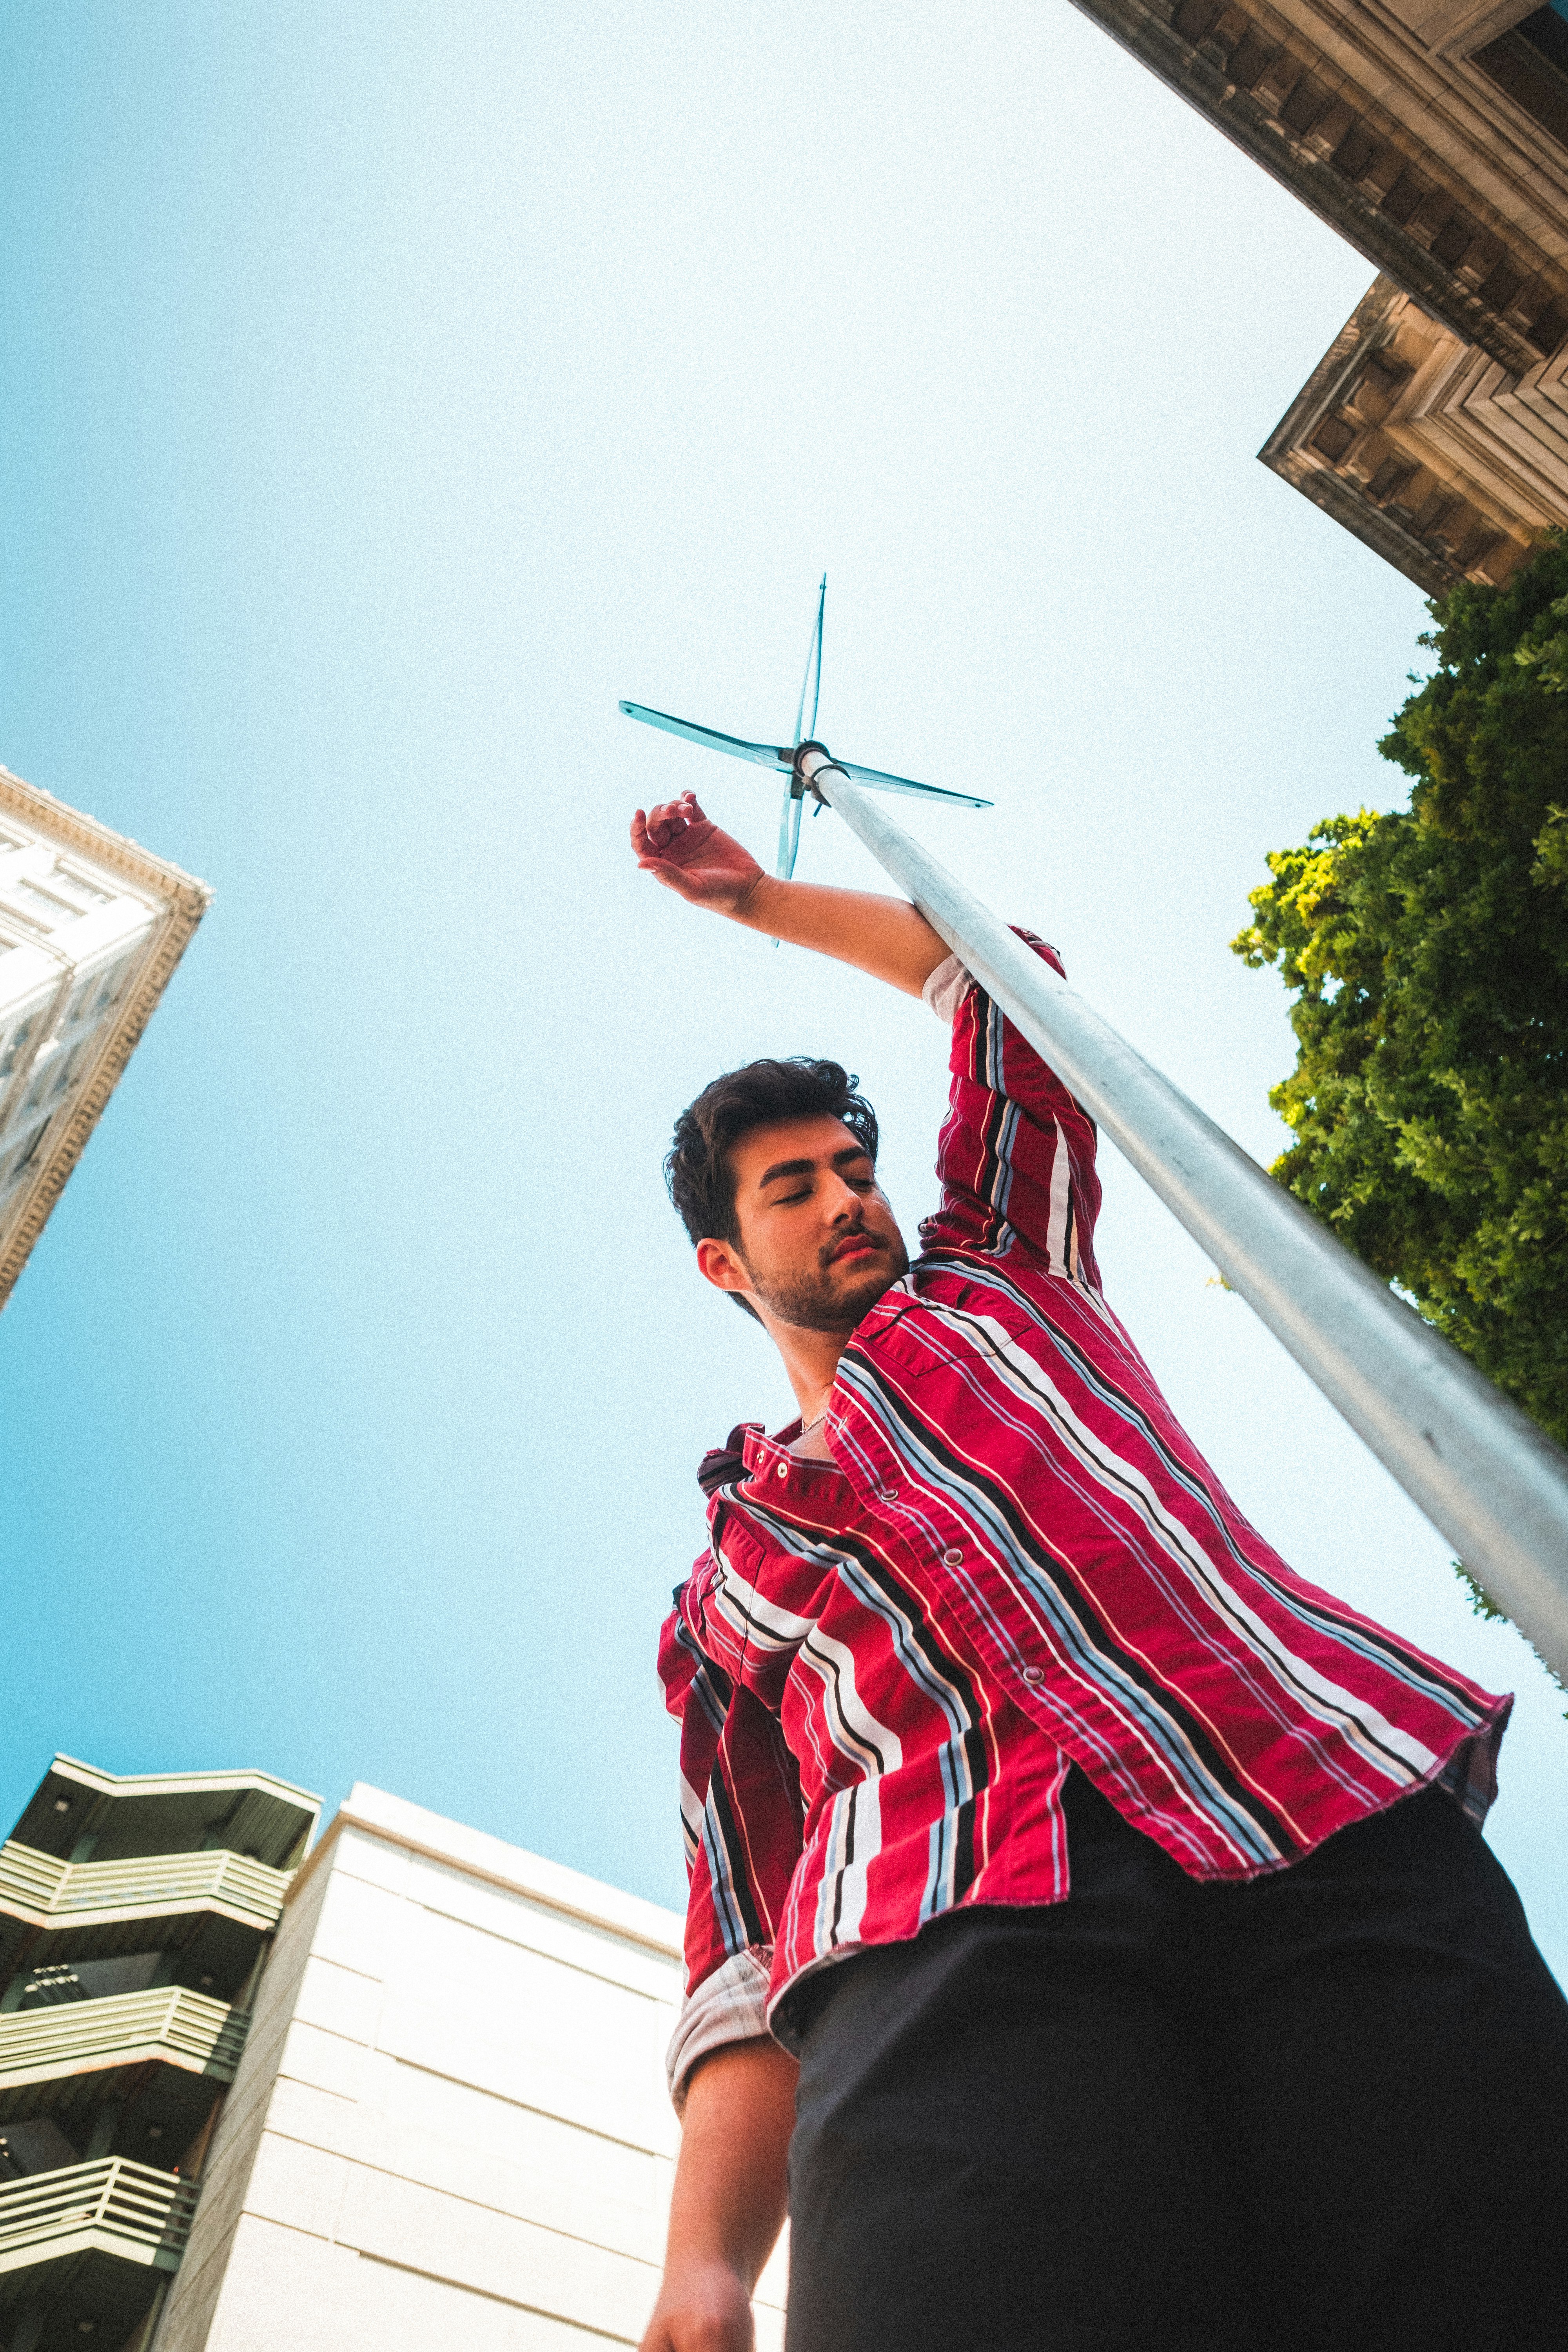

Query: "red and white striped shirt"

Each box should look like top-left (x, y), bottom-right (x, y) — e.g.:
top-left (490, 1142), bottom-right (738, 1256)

top-left (659, 938), bottom-right (1509, 2103)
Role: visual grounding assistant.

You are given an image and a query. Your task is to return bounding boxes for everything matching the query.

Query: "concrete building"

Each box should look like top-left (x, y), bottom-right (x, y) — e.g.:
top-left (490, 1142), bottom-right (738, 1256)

top-left (0, 767), bottom-right (210, 1311)
top-left (1068, 0), bottom-right (1568, 584)
top-left (152, 1783), bottom-right (786, 2352)
top-left (0, 1757), bottom-right (318, 2352)
top-left (1258, 267), bottom-right (1568, 587)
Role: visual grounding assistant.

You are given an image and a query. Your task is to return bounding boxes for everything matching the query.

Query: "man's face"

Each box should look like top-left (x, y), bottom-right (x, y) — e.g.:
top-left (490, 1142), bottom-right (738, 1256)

top-left (699, 1115), bottom-right (909, 1334)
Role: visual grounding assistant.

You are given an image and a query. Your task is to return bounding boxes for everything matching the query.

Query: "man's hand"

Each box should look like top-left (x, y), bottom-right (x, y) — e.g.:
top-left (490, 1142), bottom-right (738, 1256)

top-left (639, 2256), bottom-right (756, 2352)
top-left (632, 793), bottom-right (766, 915)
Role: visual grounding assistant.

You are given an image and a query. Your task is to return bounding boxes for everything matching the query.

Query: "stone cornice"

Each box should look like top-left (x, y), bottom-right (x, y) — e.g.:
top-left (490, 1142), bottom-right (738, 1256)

top-left (0, 767), bottom-right (209, 912)
top-left (1065, 0), bottom-right (1568, 373)
top-left (1259, 271), bottom-right (1559, 587)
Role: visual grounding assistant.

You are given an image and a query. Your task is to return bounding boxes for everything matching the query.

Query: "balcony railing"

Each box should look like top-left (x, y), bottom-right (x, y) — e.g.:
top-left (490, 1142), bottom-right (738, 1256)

top-left (0, 2156), bottom-right (200, 2279)
top-left (0, 1842), bottom-right (289, 1933)
top-left (0, 1988), bottom-right (250, 2091)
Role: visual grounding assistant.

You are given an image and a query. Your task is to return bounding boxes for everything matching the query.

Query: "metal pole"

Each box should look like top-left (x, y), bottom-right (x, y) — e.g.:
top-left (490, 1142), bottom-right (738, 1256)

top-left (799, 749), bottom-right (1568, 1685)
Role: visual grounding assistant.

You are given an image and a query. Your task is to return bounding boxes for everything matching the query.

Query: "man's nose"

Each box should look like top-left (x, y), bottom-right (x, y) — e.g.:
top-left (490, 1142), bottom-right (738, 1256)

top-left (825, 1174), bottom-right (865, 1220)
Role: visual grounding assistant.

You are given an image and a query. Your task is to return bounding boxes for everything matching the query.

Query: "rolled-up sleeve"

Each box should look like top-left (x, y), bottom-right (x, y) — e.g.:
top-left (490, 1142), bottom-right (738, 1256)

top-left (921, 951), bottom-right (973, 1027)
top-left (664, 1946), bottom-right (775, 2114)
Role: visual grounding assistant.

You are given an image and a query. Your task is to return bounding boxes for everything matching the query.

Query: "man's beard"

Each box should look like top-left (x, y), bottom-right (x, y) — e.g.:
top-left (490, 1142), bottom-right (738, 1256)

top-left (741, 1228), bottom-right (910, 1335)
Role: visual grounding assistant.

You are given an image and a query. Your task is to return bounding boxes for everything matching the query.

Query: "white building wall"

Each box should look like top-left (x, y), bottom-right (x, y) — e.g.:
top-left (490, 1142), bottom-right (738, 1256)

top-left (153, 1785), bottom-right (787, 2351)
top-left (0, 764), bottom-right (210, 1305)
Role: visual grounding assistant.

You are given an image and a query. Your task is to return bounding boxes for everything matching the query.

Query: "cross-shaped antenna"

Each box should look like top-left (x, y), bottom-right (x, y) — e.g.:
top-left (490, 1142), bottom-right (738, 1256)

top-left (620, 577), bottom-right (991, 882)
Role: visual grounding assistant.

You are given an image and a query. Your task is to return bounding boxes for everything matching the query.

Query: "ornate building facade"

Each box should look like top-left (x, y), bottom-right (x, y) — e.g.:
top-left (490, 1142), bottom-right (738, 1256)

top-left (1259, 269), bottom-right (1568, 588)
top-left (1069, 0), bottom-right (1568, 585)
top-left (0, 768), bottom-right (209, 1311)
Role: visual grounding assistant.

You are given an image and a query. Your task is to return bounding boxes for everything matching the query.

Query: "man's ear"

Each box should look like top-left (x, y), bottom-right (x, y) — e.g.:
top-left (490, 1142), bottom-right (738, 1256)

top-left (696, 1236), bottom-right (752, 1299)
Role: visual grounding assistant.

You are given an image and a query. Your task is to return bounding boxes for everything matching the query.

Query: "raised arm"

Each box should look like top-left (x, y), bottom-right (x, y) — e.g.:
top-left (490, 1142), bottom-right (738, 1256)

top-left (632, 791), bottom-right (949, 999)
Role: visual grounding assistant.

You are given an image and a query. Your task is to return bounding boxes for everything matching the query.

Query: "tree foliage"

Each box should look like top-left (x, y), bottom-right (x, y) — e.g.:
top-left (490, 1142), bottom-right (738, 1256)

top-left (1232, 535), bottom-right (1568, 1461)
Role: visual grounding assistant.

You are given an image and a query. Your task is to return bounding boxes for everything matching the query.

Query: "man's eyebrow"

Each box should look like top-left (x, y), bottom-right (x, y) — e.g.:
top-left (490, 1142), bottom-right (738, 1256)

top-left (756, 1156), bottom-right (813, 1188)
top-left (756, 1145), bottom-right (873, 1189)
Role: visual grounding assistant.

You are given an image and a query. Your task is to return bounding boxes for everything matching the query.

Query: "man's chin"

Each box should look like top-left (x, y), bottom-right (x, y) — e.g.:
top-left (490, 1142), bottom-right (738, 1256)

top-left (818, 1251), bottom-right (907, 1332)
top-left (751, 1259), bottom-right (903, 1337)
top-left (835, 1259), bottom-right (900, 1317)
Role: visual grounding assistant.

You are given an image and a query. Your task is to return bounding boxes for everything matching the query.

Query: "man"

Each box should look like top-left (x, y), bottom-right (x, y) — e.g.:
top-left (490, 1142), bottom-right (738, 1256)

top-left (630, 789), bottom-right (1568, 2352)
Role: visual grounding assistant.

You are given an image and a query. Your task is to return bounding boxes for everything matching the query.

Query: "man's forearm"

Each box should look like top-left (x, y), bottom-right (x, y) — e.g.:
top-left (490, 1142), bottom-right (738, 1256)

top-left (632, 794), bottom-right (949, 994)
top-left (730, 875), bottom-right (949, 999)
top-left (641, 2038), bottom-right (797, 2352)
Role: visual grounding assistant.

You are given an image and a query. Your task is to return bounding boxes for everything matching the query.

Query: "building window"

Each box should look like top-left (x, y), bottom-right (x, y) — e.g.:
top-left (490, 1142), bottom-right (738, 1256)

top-left (0, 1019), bottom-right (35, 1080)
top-left (49, 862), bottom-right (113, 910)
top-left (1474, 2), bottom-right (1568, 151)
top-left (94, 955), bottom-right (136, 1013)
top-left (4, 878), bottom-right (77, 930)
top-left (0, 1118), bottom-right (49, 1189)
top-left (49, 1042), bottom-right (85, 1100)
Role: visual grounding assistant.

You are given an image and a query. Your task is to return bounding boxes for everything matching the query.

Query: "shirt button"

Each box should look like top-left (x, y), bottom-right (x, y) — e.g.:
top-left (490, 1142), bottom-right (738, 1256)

top-left (877, 1484), bottom-right (898, 1502)
top-left (777, 1464), bottom-right (789, 1479)
top-left (1021, 1664), bottom-right (1045, 1686)
top-left (942, 1547), bottom-right (963, 1566)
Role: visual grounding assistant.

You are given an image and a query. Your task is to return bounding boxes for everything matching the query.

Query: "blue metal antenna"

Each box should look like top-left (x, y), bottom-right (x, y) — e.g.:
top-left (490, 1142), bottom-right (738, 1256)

top-left (620, 579), bottom-right (990, 884)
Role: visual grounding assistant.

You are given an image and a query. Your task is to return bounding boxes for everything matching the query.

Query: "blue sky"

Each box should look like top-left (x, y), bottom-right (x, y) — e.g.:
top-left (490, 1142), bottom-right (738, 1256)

top-left (1, 0), bottom-right (1563, 1974)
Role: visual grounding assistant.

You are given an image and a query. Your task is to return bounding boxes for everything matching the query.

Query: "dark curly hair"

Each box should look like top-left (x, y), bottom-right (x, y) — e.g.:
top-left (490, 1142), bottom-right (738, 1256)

top-left (666, 1057), bottom-right (880, 1318)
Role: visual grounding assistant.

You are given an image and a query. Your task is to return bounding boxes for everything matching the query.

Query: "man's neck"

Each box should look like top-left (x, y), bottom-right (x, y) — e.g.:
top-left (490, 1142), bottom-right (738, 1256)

top-left (753, 1310), bottom-right (849, 1432)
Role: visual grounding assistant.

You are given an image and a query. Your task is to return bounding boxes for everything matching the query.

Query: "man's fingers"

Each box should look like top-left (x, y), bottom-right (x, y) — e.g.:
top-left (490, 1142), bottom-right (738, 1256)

top-left (633, 791), bottom-right (717, 890)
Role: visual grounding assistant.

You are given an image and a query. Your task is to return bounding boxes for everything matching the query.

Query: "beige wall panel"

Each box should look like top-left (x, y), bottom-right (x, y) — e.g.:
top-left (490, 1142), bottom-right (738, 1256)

top-left (378, 1915), bottom-right (677, 2100)
top-left (374, 1994), bottom-right (677, 2155)
top-left (205, 2212), bottom-right (652, 2349)
top-left (289, 1949), bottom-right (385, 2042)
top-left (274, 2013), bottom-right (376, 2102)
top-left (396, 1847), bottom-right (681, 1999)
top-left (260, 2075), bottom-right (668, 2263)
top-left (370, 2074), bottom-right (667, 2242)
top-left (308, 1862), bottom-right (412, 1969)
top-left (328, 1822), bottom-right (416, 1897)
top-left (333, 2160), bottom-right (662, 2336)
top-left (241, 2129), bottom-right (352, 2238)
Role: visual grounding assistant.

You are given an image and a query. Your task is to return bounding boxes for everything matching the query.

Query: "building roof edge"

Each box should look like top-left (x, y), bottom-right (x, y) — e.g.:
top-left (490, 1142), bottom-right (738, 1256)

top-left (292, 1783), bottom-right (683, 1960)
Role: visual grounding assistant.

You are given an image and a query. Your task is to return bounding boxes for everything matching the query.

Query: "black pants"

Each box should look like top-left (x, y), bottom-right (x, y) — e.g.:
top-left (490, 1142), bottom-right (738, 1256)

top-left (782, 1771), bottom-right (1568, 2352)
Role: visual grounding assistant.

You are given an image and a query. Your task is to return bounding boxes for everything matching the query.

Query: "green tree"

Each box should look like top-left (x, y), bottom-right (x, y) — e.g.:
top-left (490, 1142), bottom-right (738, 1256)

top-left (1232, 537), bottom-right (1568, 1479)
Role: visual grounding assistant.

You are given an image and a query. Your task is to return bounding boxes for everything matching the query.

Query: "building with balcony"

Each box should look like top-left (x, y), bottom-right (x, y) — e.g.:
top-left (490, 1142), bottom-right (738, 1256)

top-left (1066, 0), bottom-right (1568, 586)
top-left (151, 1782), bottom-right (787, 2352)
top-left (0, 1757), bottom-right (318, 2352)
top-left (0, 767), bottom-right (210, 1312)
top-left (0, 1763), bottom-right (786, 2352)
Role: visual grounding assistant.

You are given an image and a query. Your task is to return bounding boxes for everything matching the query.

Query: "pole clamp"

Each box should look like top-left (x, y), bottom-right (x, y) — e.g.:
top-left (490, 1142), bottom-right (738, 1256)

top-left (793, 741), bottom-right (848, 804)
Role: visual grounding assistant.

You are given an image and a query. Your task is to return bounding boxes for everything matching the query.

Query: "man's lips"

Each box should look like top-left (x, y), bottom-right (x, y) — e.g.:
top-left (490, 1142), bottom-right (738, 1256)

top-left (829, 1232), bottom-right (884, 1266)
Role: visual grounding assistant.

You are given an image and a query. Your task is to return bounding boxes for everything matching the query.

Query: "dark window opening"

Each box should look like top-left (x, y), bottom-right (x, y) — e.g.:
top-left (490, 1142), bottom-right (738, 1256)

top-left (1474, 4), bottom-right (1568, 153)
top-left (1311, 413), bottom-right (1359, 462)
